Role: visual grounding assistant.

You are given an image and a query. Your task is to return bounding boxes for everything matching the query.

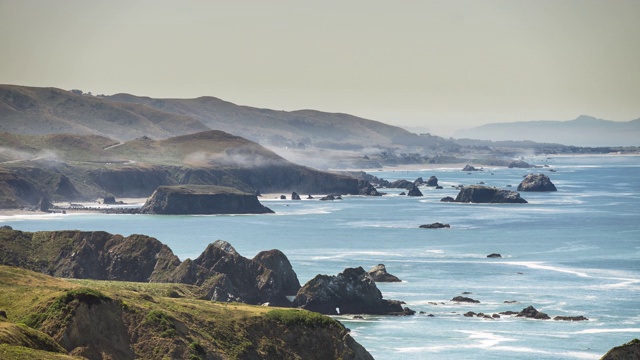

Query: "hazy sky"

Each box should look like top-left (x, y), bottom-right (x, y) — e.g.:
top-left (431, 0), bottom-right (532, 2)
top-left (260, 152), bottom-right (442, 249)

top-left (1, 0), bottom-right (639, 135)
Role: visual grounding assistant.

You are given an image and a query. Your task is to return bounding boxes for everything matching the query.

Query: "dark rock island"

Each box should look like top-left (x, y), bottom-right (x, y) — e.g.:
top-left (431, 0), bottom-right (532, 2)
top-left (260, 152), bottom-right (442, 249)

top-left (139, 185), bottom-right (274, 215)
top-left (454, 185), bottom-right (528, 204)
top-left (518, 173), bottom-right (557, 192)
top-left (367, 264), bottom-right (402, 282)
top-left (293, 267), bottom-right (413, 315)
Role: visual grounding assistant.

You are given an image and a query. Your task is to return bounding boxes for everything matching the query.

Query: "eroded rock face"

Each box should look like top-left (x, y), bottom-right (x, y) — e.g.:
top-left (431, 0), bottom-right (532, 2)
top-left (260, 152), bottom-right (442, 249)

top-left (462, 165), bottom-right (481, 172)
top-left (367, 264), bottom-right (401, 282)
top-left (293, 267), bottom-right (408, 315)
top-left (139, 185), bottom-right (274, 215)
top-left (454, 185), bottom-right (528, 203)
top-left (388, 179), bottom-right (414, 189)
top-left (426, 176), bottom-right (438, 186)
top-left (517, 173), bottom-right (557, 192)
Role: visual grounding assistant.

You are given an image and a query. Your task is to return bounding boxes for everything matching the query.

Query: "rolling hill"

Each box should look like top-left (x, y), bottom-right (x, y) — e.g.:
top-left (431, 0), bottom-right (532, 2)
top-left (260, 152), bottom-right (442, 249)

top-left (454, 115), bottom-right (640, 147)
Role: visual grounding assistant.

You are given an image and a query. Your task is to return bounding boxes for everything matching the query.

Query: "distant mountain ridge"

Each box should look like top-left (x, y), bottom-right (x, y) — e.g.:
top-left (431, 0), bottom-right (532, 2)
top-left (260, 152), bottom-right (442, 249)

top-left (454, 115), bottom-right (640, 147)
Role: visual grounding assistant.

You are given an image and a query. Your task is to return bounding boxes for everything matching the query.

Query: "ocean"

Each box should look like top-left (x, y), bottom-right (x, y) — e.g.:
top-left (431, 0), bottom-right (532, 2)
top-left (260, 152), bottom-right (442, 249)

top-left (2, 155), bottom-right (639, 359)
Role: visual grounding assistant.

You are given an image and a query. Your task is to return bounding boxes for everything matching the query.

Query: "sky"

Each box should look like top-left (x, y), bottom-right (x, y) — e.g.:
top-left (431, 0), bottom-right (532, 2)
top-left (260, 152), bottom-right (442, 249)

top-left (1, 0), bottom-right (639, 136)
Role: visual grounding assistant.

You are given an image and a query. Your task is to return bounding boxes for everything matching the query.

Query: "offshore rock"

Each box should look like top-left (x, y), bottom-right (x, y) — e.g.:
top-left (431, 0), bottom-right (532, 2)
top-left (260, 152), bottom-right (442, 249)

top-left (554, 315), bottom-right (588, 321)
top-left (516, 306), bottom-right (550, 320)
top-left (358, 180), bottom-right (382, 196)
top-left (407, 185), bottom-right (423, 197)
top-left (508, 160), bottom-right (532, 168)
top-left (426, 176), bottom-right (439, 186)
top-left (291, 191), bottom-right (301, 200)
top-left (367, 264), bottom-right (402, 282)
top-left (517, 173), bottom-right (557, 192)
top-left (388, 179), bottom-right (413, 190)
top-left (451, 296), bottom-right (480, 303)
top-left (440, 196), bottom-right (455, 202)
top-left (486, 253), bottom-right (502, 258)
top-left (419, 222), bottom-right (450, 229)
top-left (454, 185), bottom-right (528, 203)
top-left (139, 185), bottom-right (274, 215)
top-left (462, 165), bottom-right (481, 172)
top-left (293, 267), bottom-right (408, 315)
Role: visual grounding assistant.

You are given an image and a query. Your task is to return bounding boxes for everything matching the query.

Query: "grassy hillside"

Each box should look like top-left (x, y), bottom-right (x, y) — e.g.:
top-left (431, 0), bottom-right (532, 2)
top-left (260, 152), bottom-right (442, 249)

top-left (0, 85), bottom-right (211, 141)
top-left (0, 265), bottom-right (371, 359)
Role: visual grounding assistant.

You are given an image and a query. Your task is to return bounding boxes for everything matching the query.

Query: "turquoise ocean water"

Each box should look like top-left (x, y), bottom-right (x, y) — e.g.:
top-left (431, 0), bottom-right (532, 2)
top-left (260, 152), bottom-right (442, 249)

top-left (2, 155), bottom-right (639, 359)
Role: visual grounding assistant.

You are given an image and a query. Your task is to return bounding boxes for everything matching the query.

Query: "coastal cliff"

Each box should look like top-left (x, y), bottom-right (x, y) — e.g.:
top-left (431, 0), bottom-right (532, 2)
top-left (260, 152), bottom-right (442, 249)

top-left (0, 265), bottom-right (373, 360)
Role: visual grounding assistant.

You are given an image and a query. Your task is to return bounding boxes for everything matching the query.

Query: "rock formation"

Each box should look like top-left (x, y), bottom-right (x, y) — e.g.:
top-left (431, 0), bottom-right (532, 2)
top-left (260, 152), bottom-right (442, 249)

top-left (451, 296), bottom-right (480, 303)
top-left (508, 160), bottom-right (532, 168)
top-left (139, 185), bottom-right (274, 215)
top-left (516, 306), bottom-right (550, 319)
top-left (407, 185), bottom-right (423, 197)
top-left (291, 192), bottom-right (301, 200)
top-left (367, 264), bottom-right (401, 282)
top-left (486, 253), bottom-right (502, 258)
top-left (517, 173), bottom-right (557, 192)
top-left (426, 176), bottom-right (439, 186)
top-left (293, 267), bottom-right (411, 315)
top-left (388, 179), bottom-right (413, 189)
top-left (462, 165), bottom-right (481, 172)
top-left (0, 229), bottom-right (299, 307)
top-left (440, 196), bottom-right (455, 202)
top-left (419, 222), bottom-right (450, 229)
top-left (454, 185), bottom-right (528, 203)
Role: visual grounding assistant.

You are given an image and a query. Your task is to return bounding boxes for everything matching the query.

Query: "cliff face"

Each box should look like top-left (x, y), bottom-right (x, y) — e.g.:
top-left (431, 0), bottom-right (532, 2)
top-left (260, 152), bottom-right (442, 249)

top-left (600, 339), bottom-right (640, 360)
top-left (138, 185), bottom-right (274, 215)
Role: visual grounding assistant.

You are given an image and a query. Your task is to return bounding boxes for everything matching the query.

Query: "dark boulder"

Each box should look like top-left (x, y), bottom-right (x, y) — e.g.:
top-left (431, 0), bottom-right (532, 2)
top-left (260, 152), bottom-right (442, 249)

top-left (440, 196), bottom-right (455, 202)
top-left (367, 264), bottom-right (401, 282)
top-left (451, 296), bottom-right (480, 303)
top-left (517, 173), bottom-right (557, 192)
top-left (435, 185), bottom-right (443, 189)
top-left (306, 194), bottom-right (314, 199)
top-left (293, 267), bottom-right (409, 315)
top-left (516, 306), bottom-right (550, 320)
top-left (413, 177), bottom-right (425, 186)
top-left (358, 181), bottom-right (382, 196)
top-left (291, 192), bottom-right (301, 200)
top-left (419, 222), bottom-right (450, 229)
top-left (320, 195), bottom-right (336, 201)
top-left (139, 185), bottom-right (274, 214)
top-left (486, 253), bottom-right (502, 258)
top-left (407, 185), bottom-right (423, 197)
top-left (454, 186), bottom-right (528, 203)
top-left (426, 176), bottom-right (438, 186)
top-left (554, 315), bottom-right (588, 321)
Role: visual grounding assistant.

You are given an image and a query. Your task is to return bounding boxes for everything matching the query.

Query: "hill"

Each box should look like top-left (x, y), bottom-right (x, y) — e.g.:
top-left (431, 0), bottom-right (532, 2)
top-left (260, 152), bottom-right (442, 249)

top-left (0, 84), bottom-right (211, 141)
top-left (454, 115), bottom-right (640, 147)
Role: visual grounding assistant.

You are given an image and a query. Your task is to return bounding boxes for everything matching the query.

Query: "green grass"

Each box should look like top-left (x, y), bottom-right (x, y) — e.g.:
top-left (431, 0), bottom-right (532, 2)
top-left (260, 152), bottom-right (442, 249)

top-left (264, 309), bottom-right (343, 329)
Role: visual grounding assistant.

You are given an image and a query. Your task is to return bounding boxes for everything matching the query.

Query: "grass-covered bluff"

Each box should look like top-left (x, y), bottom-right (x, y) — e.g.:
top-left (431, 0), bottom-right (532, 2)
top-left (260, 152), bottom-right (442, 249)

top-left (0, 265), bottom-right (372, 359)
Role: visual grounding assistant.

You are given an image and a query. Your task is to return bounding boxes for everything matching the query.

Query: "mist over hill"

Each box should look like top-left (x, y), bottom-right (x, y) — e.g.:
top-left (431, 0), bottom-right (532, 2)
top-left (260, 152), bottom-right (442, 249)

top-left (454, 115), bottom-right (640, 147)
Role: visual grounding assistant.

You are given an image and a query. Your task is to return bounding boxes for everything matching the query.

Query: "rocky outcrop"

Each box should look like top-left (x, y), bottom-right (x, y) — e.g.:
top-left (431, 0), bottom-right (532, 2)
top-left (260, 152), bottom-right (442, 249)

top-left (486, 253), bottom-right (502, 258)
top-left (451, 296), bottom-right (480, 303)
top-left (517, 173), bottom-right (557, 192)
top-left (139, 185), bottom-right (274, 215)
top-left (367, 264), bottom-right (401, 282)
top-left (293, 267), bottom-right (411, 315)
top-left (426, 176), bottom-right (438, 186)
top-left (407, 185), bottom-right (423, 197)
top-left (454, 185), bottom-right (528, 203)
top-left (601, 338), bottom-right (640, 360)
top-left (516, 306), bottom-right (550, 319)
top-left (0, 170), bottom-right (48, 209)
top-left (440, 196), bottom-right (455, 202)
top-left (291, 191), bottom-right (301, 200)
top-left (358, 180), bottom-right (382, 196)
top-left (419, 222), bottom-right (450, 229)
top-left (0, 229), bottom-right (300, 307)
top-left (462, 165), bottom-right (481, 172)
